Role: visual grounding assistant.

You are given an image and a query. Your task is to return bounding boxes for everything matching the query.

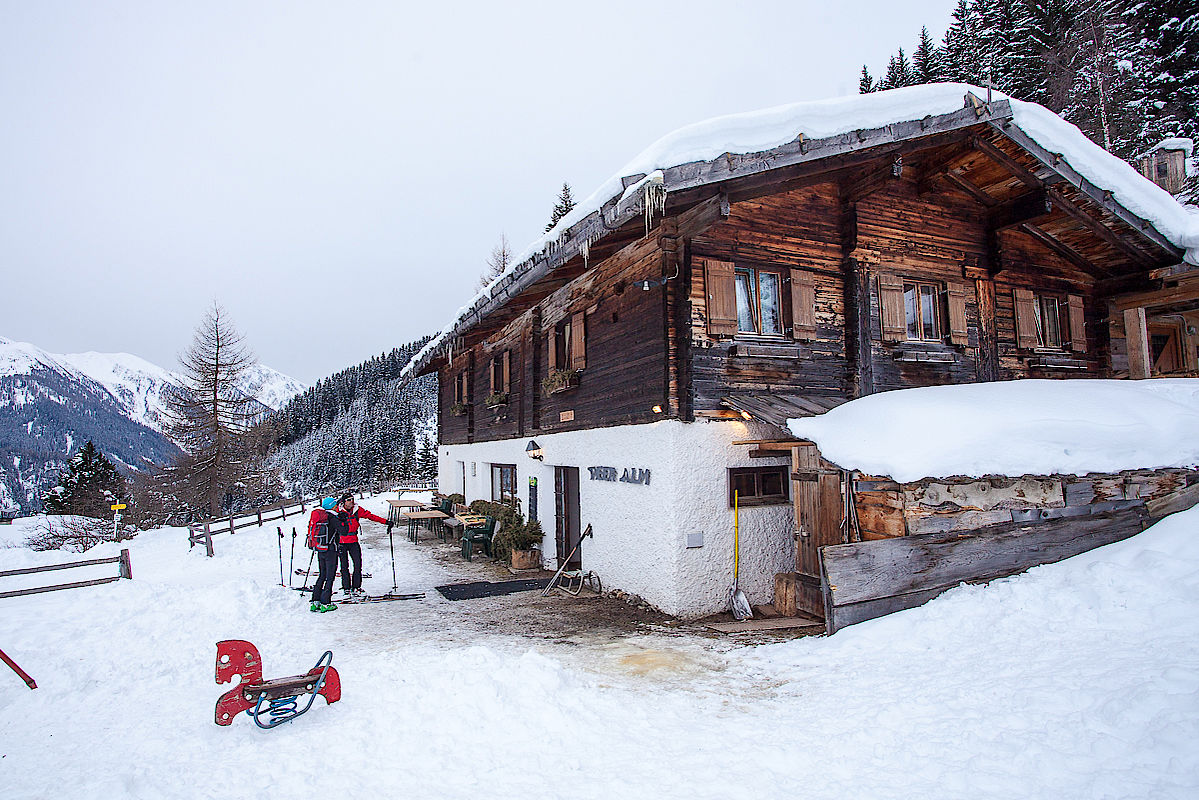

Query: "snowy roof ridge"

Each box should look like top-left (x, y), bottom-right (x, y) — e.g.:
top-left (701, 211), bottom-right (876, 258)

top-left (401, 84), bottom-right (1199, 380)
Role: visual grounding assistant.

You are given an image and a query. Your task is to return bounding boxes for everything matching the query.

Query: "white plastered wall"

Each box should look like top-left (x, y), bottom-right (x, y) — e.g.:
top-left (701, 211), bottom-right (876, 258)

top-left (437, 418), bottom-right (796, 619)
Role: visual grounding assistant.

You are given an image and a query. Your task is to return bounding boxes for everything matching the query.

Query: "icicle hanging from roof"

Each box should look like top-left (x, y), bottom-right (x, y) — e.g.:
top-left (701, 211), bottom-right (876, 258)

top-left (644, 172), bottom-right (666, 236)
top-left (581, 231), bottom-right (599, 269)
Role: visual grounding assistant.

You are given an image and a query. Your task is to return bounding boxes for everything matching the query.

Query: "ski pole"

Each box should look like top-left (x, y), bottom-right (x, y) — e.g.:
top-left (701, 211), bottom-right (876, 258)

top-left (302, 548), bottom-right (315, 591)
top-left (289, 528), bottom-right (297, 587)
top-left (387, 522), bottom-right (397, 593)
top-left (277, 527), bottom-right (285, 586)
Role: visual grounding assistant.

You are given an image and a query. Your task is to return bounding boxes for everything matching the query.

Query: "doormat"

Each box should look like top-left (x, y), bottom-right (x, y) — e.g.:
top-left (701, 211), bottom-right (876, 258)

top-left (435, 578), bottom-right (551, 601)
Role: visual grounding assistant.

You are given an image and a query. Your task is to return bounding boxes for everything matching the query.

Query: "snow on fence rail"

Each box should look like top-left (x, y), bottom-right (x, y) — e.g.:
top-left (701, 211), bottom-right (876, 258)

top-left (0, 549), bottom-right (132, 599)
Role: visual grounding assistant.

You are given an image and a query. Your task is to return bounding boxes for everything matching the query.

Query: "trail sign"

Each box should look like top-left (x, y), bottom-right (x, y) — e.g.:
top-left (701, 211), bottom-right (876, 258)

top-left (111, 503), bottom-right (127, 511)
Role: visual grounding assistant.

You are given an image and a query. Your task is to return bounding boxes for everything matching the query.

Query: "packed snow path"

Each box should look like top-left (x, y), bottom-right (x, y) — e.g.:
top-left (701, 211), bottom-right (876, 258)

top-left (1, 495), bottom-right (1197, 799)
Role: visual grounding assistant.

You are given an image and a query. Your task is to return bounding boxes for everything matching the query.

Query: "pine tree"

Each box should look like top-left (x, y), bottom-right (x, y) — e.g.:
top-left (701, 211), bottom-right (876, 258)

top-left (912, 27), bottom-right (942, 84)
top-left (545, 183), bottom-right (576, 233)
top-left (42, 441), bottom-right (126, 518)
top-left (859, 65), bottom-right (876, 93)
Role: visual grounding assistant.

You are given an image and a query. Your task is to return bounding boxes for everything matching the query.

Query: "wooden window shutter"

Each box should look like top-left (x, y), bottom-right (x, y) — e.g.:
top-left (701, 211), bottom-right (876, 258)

top-left (789, 269), bottom-right (816, 341)
top-left (946, 282), bottom-right (969, 345)
top-left (1067, 295), bottom-right (1086, 353)
top-left (704, 259), bottom-right (738, 337)
top-left (1013, 288), bottom-right (1039, 349)
top-left (878, 273), bottom-right (906, 342)
top-left (570, 311), bottom-right (586, 371)
top-left (502, 349), bottom-right (511, 392)
top-left (547, 330), bottom-right (557, 371)
top-left (489, 356), bottom-right (496, 394)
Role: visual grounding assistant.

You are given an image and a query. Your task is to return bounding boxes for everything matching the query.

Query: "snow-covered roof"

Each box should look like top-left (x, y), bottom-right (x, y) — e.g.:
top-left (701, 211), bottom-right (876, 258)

top-left (786, 379), bottom-right (1199, 483)
top-left (402, 84), bottom-right (1199, 379)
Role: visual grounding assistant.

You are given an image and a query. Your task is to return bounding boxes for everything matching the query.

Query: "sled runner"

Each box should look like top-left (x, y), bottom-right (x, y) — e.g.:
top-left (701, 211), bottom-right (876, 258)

top-left (214, 639), bottom-right (340, 729)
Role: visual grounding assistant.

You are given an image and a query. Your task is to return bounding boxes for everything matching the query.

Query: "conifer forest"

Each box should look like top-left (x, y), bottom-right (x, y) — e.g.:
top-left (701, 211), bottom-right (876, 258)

top-left (858, 1), bottom-right (1197, 179)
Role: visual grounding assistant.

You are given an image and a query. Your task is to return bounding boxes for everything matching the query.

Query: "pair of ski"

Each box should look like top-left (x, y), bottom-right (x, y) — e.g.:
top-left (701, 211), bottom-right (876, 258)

top-left (337, 591), bottom-right (424, 604)
top-left (295, 568), bottom-right (374, 579)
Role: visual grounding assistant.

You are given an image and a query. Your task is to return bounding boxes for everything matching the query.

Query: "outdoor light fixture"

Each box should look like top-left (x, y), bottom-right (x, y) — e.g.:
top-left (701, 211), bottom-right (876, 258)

top-left (740, 411), bottom-right (752, 420)
top-left (641, 279), bottom-right (652, 291)
top-left (525, 440), bottom-right (544, 460)
top-left (652, 404), bottom-right (663, 413)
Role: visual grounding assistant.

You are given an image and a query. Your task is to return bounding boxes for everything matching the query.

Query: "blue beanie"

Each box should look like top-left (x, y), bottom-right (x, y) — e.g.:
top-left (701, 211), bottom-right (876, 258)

top-left (321, 497), bottom-right (337, 510)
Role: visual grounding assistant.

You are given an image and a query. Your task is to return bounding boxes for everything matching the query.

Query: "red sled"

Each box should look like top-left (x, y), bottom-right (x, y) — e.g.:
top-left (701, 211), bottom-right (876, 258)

top-left (214, 639), bottom-right (341, 729)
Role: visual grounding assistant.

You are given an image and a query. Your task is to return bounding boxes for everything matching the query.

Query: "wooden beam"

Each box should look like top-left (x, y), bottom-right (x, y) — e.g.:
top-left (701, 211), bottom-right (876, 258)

top-left (1111, 276), bottom-right (1199, 311)
top-left (970, 134), bottom-right (1045, 188)
top-left (913, 141), bottom-right (975, 193)
top-left (1019, 223), bottom-right (1111, 277)
top-left (943, 171), bottom-right (999, 207)
top-left (1047, 188), bottom-right (1157, 268)
top-left (1124, 306), bottom-right (1151, 379)
top-left (988, 189), bottom-right (1053, 231)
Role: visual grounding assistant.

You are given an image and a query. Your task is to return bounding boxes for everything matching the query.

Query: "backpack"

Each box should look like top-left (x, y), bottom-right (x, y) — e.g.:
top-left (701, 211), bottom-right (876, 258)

top-left (307, 509), bottom-right (334, 551)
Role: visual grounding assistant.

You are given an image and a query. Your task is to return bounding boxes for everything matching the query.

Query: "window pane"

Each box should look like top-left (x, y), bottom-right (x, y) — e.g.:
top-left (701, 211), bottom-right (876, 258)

top-left (759, 469), bottom-right (784, 497)
top-left (735, 270), bottom-right (757, 332)
top-left (920, 284), bottom-right (938, 340)
top-left (731, 471), bottom-right (756, 501)
top-left (1041, 297), bottom-right (1060, 347)
top-left (1032, 296), bottom-right (1045, 346)
top-left (759, 272), bottom-right (782, 334)
top-left (904, 284), bottom-right (920, 339)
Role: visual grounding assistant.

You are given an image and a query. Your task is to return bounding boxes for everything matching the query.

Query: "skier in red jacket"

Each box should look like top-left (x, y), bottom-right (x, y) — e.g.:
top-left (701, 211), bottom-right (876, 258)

top-left (337, 493), bottom-right (388, 598)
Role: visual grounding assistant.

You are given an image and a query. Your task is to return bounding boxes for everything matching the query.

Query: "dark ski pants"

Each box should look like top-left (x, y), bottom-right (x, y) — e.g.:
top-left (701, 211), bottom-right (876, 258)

top-left (339, 542), bottom-right (362, 591)
top-left (312, 549), bottom-right (339, 604)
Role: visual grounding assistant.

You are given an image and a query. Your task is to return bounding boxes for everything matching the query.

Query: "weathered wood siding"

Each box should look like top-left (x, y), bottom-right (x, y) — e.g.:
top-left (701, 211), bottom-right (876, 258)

top-left (689, 184), bottom-right (851, 414)
top-left (438, 229), bottom-right (669, 445)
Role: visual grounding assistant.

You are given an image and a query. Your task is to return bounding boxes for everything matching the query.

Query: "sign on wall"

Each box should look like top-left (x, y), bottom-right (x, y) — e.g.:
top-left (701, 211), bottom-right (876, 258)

top-left (529, 476), bottom-right (538, 521)
top-left (588, 466), bottom-right (651, 486)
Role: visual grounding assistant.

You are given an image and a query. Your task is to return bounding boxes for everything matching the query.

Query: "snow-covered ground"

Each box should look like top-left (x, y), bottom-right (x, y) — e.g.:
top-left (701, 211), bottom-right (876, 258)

top-left (2, 495), bottom-right (1197, 799)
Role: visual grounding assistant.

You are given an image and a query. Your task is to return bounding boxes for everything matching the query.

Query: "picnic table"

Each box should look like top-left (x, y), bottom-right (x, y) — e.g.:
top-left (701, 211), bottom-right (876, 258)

top-left (441, 513), bottom-right (486, 544)
top-left (400, 510), bottom-right (448, 543)
top-left (386, 498), bottom-right (425, 525)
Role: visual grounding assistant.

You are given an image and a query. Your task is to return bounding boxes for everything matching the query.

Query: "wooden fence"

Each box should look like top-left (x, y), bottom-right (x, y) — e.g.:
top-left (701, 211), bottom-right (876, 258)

top-left (0, 549), bottom-right (133, 599)
top-left (187, 481), bottom-right (439, 557)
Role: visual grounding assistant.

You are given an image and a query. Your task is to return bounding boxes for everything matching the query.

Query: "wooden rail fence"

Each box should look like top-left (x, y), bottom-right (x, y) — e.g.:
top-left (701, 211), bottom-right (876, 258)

top-left (0, 549), bottom-right (133, 599)
top-left (187, 481), bottom-right (438, 557)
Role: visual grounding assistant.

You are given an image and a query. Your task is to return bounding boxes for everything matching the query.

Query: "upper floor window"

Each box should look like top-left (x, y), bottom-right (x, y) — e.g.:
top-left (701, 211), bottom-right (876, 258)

top-left (453, 371), bottom-right (468, 404)
top-left (548, 311), bottom-right (586, 372)
top-left (1013, 288), bottom-right (1085, 353)
top-left (728, 465), bottom-right (789, 507)
top-left (489, 350), bottom-right (510, 396)
top-left (904, 281), bottom-right (942, 341)
top-left (734, 266), bottom-right (784, 335)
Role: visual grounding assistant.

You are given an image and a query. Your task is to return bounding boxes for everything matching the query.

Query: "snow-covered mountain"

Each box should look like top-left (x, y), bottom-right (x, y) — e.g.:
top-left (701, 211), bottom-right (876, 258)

top-left (0, 336), bottom-right (305, 513)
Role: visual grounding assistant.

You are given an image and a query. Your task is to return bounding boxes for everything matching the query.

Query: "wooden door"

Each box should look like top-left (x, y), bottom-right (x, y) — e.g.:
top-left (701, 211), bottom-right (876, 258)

top-left (554, 466), bottom-right (581, 569)
top-left (791, 444), bottom-right (843, 618)
top-left (1148, 323), bottom-right (1182, 373)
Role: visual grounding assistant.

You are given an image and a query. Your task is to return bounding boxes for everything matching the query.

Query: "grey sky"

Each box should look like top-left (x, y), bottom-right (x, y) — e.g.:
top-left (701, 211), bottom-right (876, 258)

top-left (1, 1), bottom-right (955, 385)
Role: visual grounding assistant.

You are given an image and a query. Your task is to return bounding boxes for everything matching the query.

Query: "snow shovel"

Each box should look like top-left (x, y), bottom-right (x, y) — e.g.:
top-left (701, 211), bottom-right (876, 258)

top-left (730, 490), bottom-right (753, 621)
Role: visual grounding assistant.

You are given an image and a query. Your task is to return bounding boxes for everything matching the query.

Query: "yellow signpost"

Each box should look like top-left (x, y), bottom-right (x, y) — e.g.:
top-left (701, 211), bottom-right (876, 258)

top-left (110, 503), bottom-right (127, 511)
top-left (111, 503), bottom-right (126, 537)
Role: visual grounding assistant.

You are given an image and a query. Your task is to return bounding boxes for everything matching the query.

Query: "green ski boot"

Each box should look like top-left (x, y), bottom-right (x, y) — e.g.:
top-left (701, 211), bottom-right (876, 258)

top-left (319, 603), bottom-right (338, 613)
top-left (310, 601), bottom-right (320, 612)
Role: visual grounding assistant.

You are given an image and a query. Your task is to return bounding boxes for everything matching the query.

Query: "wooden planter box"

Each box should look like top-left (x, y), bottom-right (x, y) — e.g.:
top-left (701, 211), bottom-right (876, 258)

top-left (511, 549), bottom-right (540, 570)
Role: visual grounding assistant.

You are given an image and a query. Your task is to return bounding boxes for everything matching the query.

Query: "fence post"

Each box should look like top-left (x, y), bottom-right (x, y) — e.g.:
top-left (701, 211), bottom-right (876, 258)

top-left (228, 514), bottom-right (235, 535)
top-left (118, 549), bottom-right (133, 580)
top-left (257, 508), bottom-right (263, 527)
top-left (281, 502), bottom-right (287, 521)
top-left (204, 522), bottom-right (214, 557)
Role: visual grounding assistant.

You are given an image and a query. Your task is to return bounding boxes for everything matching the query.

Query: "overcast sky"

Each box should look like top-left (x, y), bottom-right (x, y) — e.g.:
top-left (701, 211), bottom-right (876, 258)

top-left (1, 1), bottom-right (956, 385)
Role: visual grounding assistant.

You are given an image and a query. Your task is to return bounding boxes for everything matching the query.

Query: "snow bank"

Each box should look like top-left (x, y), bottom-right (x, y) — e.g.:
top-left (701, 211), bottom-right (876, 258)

top-left (787, 379), bottom-right (1199, 482)
top-left (404, 84), bottom-right (1199, 378)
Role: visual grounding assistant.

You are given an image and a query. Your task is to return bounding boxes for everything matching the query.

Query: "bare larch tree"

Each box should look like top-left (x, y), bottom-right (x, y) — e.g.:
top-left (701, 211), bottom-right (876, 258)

top-left (166, 303), bottom-right (259, 516)
top-left (477, 233), bottom-right (512, 290)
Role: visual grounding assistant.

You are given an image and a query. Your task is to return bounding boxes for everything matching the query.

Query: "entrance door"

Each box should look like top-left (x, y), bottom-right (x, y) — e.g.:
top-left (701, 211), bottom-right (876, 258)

top-left (1148, 322), bottom-right (1182, 373)
top-left (554, 466), bottom-right (581, 569)
top-left (792, 443), bottom-right (843, 618)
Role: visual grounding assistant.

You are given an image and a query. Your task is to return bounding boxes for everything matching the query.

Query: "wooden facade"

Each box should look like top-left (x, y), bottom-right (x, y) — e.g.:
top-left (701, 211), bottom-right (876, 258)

top-left (415, 94), bottom-right (1195, 622)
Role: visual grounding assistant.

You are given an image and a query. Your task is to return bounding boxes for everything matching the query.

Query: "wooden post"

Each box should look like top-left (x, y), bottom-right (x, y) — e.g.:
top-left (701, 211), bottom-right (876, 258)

top-left (256, 508), bottom-right (263, 527)
top-left (203, 522), bottom-right (214, 558)
top-left (280, 502), bottom-right (287, 521)
top-left (118, 549), bottom-right (133, 580)
top-left (1124, 307), bottom-right (1151, 379)
top-left (974, 275), bottom-right (999, 381)
top-left (228, 515), bottom-right (235, 535)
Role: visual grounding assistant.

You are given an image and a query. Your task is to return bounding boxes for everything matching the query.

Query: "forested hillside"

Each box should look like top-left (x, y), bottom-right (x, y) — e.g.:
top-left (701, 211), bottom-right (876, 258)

top-left (267, 336), bottom-right (437, 495)
top-left (858, 0), bottom-right (1198, 183)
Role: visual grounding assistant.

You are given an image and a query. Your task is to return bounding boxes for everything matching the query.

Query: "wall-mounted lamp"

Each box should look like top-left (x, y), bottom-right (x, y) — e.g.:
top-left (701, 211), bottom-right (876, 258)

top-left (525, 440), bottom-right (544, 460)
top-left (641, 279), bottom-right (652, 291)
top-left (740, 411), bottom-right (752, 420)
top-left (652, 404), bottom-right (663, 414)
